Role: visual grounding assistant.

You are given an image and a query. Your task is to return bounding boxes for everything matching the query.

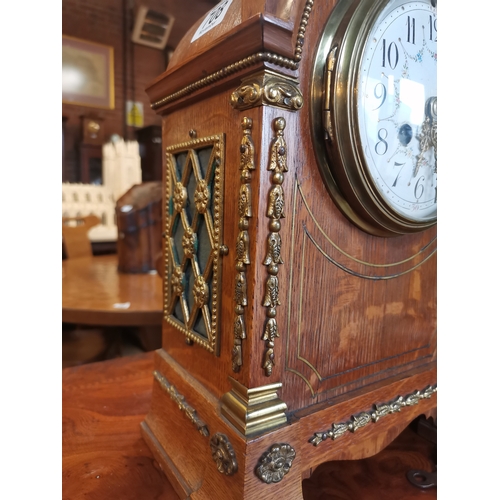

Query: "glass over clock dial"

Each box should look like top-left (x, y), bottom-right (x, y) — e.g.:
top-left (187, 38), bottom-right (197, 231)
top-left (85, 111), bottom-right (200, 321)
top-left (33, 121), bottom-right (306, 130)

top-left (311, 0), bottom-right (437, 236)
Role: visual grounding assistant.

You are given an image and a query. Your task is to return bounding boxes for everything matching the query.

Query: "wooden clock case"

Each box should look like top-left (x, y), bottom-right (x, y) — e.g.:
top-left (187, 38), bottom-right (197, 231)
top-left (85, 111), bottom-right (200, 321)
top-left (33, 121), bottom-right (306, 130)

top-left (140, 1), bottom-right (437, 498)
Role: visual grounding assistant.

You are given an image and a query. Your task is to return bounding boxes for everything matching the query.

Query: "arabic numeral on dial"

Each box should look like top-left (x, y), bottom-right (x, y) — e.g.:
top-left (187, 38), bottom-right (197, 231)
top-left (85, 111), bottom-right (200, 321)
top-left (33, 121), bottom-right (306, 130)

top-left (375, 128), bottom-right (389, 155)
top-left (406, 16), bottom-right (415, 44)
top-left (414, 176), bottom-right (425, 200)
top-left (373, 82), bottom-right (387, 110)
top-left (382, 39), bottom-right (399, 69)
top-left (392, 162), bottom-right (405, 187)
top-left (429, 16), bottom-right (437, 41)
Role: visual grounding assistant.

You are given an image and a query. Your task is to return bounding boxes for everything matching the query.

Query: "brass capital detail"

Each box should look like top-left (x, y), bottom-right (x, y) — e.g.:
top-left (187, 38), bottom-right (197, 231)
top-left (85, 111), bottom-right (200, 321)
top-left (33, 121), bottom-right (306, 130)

top-left (221, 377), bottom-right (288, 437)
top-left (231, 71), bottom-right (304, 111)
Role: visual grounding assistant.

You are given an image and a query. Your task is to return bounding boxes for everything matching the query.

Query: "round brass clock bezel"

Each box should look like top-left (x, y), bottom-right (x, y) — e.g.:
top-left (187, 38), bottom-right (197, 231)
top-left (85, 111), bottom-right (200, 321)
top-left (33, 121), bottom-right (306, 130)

top-left (310, 0), bottom-right (437, 237)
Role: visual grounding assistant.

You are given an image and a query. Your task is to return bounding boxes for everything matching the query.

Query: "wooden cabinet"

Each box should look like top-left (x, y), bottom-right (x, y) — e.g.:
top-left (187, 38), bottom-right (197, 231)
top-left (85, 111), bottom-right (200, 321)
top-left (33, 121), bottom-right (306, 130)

top-left (62, 116), bottom-right (68, 182)
top-left (79, 116), bottom-right (105, 184)
top-left (141, 1), bottom-right (437, 498)
top-left (79, 144), bottom-right (103, 184)
top-left (116, 182), bottom-right (162, 274)
top-left (135, 125), bottom-right (163, 182)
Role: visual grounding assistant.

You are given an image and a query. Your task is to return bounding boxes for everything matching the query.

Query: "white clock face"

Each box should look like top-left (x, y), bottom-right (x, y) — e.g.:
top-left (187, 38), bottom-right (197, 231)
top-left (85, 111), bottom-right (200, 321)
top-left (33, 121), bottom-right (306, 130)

top-left (357, 0), bottom-right (437, 222)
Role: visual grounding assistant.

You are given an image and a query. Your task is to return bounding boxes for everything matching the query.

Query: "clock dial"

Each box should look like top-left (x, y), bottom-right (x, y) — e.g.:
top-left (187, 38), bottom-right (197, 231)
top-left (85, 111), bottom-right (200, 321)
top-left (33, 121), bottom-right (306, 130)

top-left (311, 0), bottom-right (438, 236)
top-left (357, 0), bottom-right (437, 222)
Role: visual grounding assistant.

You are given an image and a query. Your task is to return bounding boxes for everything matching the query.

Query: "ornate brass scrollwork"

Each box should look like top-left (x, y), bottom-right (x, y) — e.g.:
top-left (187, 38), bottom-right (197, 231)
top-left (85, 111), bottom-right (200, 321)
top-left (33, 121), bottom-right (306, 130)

top-left (231, 71), bottom-right (303, 111)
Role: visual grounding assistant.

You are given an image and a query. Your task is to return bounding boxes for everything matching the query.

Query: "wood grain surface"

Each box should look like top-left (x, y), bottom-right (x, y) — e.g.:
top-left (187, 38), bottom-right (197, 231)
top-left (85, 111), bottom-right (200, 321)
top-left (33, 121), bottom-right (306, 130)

top-left (62, 254), bottom-right (163, 326)
top-left (62, 352), bottom-right (177, 500)
top-left (62, 353), bottom-right (436, 500)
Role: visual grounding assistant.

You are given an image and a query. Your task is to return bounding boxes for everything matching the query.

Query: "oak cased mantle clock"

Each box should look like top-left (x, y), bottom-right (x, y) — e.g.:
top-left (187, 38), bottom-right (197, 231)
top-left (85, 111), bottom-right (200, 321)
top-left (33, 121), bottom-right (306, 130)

top-left (141, 0), bottom-right (437, 498)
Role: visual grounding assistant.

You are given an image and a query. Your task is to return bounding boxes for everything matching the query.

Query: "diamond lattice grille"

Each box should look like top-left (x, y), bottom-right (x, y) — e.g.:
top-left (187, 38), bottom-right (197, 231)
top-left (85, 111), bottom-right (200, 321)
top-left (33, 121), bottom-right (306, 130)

top-left (164, 135), bottom-right (224, 354)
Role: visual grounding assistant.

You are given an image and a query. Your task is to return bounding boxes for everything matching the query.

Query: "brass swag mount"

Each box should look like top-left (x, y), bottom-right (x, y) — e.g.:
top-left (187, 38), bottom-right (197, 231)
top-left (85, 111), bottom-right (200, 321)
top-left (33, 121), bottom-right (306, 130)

top-left (232, 117), bottom-right (255, 372)
top-left (309, 384), bottom-right (437, 446)
top-left (262, 117), bottom-right (288, 377)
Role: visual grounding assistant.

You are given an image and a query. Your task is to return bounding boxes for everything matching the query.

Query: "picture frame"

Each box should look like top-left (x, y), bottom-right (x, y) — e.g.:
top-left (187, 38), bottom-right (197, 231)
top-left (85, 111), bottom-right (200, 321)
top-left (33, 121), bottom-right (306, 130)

top-left (62, 35), bottom-right (115, 109)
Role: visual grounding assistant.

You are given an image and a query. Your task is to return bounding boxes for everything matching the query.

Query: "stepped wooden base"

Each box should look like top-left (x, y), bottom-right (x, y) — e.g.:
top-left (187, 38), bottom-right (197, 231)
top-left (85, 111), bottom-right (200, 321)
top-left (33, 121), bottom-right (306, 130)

top-left (142, 349), bottom-right (437, 499)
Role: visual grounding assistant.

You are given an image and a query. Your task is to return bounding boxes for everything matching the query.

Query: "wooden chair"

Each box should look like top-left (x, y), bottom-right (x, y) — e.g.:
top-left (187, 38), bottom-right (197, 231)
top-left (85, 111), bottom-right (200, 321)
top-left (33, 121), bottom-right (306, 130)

top-left (62, 215), bottom-right (100, 259)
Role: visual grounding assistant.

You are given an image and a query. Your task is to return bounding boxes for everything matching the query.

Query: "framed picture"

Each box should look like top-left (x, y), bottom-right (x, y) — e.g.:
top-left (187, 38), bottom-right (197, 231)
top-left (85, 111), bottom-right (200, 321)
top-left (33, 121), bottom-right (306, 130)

top-left (62, 35), bottom-right (114, 109)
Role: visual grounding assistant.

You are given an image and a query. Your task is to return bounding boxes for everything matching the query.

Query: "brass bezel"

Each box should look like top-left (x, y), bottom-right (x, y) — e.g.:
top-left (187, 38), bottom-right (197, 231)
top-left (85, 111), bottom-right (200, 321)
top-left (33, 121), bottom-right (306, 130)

top-left (311, 0), bottom-right (437, 237)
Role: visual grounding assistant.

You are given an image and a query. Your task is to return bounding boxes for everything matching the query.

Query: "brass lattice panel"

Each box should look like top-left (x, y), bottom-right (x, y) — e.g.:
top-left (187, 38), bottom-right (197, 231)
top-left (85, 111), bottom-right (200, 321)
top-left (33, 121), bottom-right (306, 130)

top-left (164, 134), bottom-right (225, 354)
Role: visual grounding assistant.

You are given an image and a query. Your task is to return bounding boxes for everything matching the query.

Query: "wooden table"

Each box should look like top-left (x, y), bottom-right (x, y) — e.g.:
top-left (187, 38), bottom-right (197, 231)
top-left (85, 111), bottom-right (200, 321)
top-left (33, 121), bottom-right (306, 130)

top-left (62, 254), bottom-right (163, 326)
top-left (62, 353), bottom-right (437, 500)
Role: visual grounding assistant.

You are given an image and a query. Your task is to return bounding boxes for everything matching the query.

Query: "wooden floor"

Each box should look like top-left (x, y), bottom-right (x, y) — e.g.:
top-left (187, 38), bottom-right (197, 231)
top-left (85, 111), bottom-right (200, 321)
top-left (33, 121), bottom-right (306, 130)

top-left (62, 351), bottom-right (437, 500)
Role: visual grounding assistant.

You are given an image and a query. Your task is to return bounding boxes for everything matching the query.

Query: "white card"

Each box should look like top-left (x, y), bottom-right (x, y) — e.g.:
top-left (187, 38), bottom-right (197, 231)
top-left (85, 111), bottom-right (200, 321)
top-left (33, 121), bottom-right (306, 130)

top-left (113, 302), bottom-right (131, 309)
top-left (191, 0), bottom-right (233, 42)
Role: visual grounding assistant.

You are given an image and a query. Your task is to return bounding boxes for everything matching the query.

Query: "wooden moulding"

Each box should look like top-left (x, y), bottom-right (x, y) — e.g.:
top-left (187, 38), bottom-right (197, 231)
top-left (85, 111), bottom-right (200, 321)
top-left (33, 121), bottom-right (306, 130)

top-left (146, 14), bottom-right (299, 114)
top-left (146, 10), bottom-right (294, 102)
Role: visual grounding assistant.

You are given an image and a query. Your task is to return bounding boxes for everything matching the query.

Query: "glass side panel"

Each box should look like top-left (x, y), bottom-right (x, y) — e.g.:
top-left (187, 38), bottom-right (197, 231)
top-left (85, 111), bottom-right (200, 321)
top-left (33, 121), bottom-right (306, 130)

top-left (193, 309), bottom-right (208, 339)
top-left (174, 153), bottom-right (187, 181)
top-left (197, 147), bottom-right (213, 179)
top-left (197, 215), bottom-right (211, 273)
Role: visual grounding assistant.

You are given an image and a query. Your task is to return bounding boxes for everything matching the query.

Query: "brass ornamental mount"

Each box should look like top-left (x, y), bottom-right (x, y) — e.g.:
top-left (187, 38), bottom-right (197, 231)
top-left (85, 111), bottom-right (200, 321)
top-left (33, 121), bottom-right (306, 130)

top-left (221, 377), bottom-right (287, 437)
top-left (194, 179), bottom-right (210, 213)
top-left (210, 433), bottom-right (238, 476)
top-left (154, 370), bottom-right (209, 437)
top-left (255, 443), bottom-right (296, 484)
top-left (309, 385), bottom-right (437, 446)
top-left (193, 275), bottom-right (210, 308)
top-left (262, 117), bottom-right (288, 377)
top-left (231, 71), bottom-right (304, 112)
top-left (232, 117), bottom-right (255, 373)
